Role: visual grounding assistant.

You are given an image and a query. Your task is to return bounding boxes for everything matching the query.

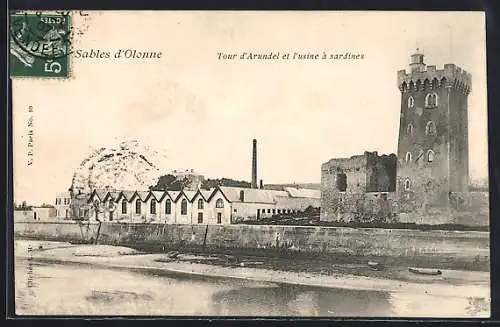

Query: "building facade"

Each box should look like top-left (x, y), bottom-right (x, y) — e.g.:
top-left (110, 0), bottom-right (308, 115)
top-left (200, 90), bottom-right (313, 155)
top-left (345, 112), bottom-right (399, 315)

top-left (14, 207), bottom-right (57, 221)
top-left (81, 186), bottom-right (320, 224)
top-left (55, 192), bottom-right (72, 219)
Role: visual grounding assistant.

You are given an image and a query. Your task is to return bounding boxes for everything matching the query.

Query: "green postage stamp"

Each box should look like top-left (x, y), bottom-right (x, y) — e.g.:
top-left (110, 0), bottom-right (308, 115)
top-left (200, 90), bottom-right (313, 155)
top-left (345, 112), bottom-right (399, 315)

top-left (10, 11), bottom-right (72, 78)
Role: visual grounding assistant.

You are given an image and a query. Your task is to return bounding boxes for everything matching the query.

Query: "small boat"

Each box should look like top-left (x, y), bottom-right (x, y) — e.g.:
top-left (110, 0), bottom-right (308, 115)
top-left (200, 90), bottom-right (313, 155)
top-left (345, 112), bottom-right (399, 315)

top-left (408, 267), bottom-right (442, 276)
top-left (166, 251), bottom-right (180, 259)
top-left (367, 261), bottom-right (383, 270)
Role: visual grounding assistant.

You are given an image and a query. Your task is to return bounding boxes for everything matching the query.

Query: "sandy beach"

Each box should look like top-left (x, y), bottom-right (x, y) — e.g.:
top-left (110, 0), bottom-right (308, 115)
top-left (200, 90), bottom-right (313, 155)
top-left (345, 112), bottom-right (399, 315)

top-left (15, 240), bottom-right (490, 301)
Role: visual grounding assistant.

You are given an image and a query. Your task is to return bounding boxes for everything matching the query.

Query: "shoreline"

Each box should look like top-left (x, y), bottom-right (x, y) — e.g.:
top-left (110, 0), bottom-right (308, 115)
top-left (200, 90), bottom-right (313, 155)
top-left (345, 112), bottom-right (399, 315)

top-left (15, 240), bottom-right (490, 299)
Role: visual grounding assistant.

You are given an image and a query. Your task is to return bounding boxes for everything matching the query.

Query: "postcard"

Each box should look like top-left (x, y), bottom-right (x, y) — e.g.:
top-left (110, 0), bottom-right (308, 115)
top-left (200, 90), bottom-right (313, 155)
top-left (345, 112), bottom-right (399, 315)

top-left (10, 10), bottom-right (490, 317)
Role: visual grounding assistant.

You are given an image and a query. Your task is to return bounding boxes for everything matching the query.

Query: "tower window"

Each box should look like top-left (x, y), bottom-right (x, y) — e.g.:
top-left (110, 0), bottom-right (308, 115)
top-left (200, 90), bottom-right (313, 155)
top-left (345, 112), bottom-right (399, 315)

top-left (405, 152), bottom-right (412, 162)
top-left (407, 96), bottom-right (415, 108)
top-left (406, 123), bottom-right (414, 135)
top-left (404, 178), bottom-right (411, 191)
top-left (425, 121), bottom-right (437, 136)
top-left (427, 150), bottom-right (435, 162)
top-left (425, 93), bottom-right (438, 107)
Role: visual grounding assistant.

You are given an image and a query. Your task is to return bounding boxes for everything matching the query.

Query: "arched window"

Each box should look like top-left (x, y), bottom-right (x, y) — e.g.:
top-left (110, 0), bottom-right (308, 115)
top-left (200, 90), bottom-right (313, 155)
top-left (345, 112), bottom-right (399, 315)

top-left (121, 200), bottom-right (127, 214)
top-left (404, 178), bottom-right (411, 191)
top-left (181, 199), bottom-right (188, 215)
top-left (431, 78), bottom-right (439, 89)
top-left (165, 199), bottom-right (171, 215)
top-left (425, 121), bottom-right (437, 136)
top-left (407, 96), bottom-right (415, 108)
top-left (425, 93), bottom-right (438, 107)
top-left (216, 198), bottom-right (224, 208)
top-left (405, 152), bottom-right (412, 162)
top-left (427, 150), bottom-right (435, 162)
top-left (108, 198), bottom-right (114, 209)
top-left (406, 123), bottom-right (414, 135)
top-left (150, 199), bottom-right (157, 214)
top-left (198, 198), bottom-right (204, 209)
top-left (135, 199), bottom-right (141, 214)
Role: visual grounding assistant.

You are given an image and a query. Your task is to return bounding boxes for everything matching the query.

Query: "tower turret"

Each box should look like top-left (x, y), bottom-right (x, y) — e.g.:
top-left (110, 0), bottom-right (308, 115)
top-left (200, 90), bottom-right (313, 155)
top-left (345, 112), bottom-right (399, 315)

top-left (409, 49), bottom-right (425, 73)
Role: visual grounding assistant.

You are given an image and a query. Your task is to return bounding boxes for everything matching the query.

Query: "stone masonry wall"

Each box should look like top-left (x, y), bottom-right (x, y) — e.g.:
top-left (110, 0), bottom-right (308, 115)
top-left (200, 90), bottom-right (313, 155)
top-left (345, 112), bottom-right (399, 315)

top-left (14, 221), bottom-right (489, 270)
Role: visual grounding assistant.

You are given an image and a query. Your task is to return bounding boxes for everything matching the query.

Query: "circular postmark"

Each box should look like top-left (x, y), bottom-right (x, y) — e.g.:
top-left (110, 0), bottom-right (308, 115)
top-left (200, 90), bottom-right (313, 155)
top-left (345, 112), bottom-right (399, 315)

top-left (10, 11), bottom-right (72, 61)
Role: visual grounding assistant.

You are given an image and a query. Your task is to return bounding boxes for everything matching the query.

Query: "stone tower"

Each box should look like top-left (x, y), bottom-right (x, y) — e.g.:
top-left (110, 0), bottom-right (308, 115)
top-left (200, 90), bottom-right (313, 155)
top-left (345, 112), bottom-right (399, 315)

top-left (396, 50), bottom-right (472, 222)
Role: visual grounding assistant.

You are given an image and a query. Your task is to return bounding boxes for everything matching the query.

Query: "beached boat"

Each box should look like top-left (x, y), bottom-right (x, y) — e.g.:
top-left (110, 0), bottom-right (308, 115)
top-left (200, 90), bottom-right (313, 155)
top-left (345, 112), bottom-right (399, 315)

top-left (166, 251), bottom-right (180, 259)
top-left (408, 267), bottom-right (442, 275)
top-left (367, 261), bottom-right (383, 270)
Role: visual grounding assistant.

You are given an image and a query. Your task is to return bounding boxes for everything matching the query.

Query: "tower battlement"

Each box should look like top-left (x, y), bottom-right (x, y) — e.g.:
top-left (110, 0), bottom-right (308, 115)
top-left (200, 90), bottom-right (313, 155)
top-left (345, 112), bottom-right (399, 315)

top-left (397, 62), bottom-right (472, 95)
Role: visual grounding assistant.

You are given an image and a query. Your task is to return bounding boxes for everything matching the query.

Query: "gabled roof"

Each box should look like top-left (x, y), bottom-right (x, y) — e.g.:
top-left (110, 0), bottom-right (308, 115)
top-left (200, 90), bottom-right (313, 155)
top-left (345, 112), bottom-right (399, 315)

top-left (87, 189), bottom-right (108, 203)
top-left (182, 190), bottom-right (197, 202)
top-left (191, 188), bottom-right (216, 202)
top-left (116, 191), bottom-right (136, 202)
top-left (136, 191), bottom-right (149, 201)
top-left (207, 186), bottom-right (232, 203)
top-left (129, 191), bottom-right (148, 201)
top-left (283, 187), bottom-right (321, 199)
top-left (103, 191), bottom-right (120, 202)
top-left (152, 191), bottom-right (167, 201)
top-left (167, 191), bottom-right (182, 202)
top-left (217, 186), bottom-right (288, 204)
top-left (201, 189), bottom-right (216, 200)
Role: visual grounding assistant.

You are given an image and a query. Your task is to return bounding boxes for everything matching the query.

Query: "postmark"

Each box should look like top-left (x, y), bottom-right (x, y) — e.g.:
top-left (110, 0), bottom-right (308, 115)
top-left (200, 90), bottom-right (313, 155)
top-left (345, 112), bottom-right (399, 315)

top-left (10, 11), bottom-right (72, 78)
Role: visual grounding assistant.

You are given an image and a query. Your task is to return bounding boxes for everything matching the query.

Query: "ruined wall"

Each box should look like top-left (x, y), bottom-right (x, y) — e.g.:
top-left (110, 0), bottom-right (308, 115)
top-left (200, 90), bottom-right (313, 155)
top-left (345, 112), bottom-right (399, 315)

top-left (320, 192), bottom-right (398, 223)
top-left (321, 152), bottom-right (397, 222)
top-left (366, 153), bottom-right (397, 192)
top-left (321, 154), bottom-right (368, 222)
top-left (14, 221), bottom-right (489, 270)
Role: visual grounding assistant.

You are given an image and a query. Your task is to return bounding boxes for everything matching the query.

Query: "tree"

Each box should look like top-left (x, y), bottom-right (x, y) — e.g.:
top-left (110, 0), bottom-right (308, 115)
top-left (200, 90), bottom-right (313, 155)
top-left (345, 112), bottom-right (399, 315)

top-left (151, 174), bottom-right (190, 191)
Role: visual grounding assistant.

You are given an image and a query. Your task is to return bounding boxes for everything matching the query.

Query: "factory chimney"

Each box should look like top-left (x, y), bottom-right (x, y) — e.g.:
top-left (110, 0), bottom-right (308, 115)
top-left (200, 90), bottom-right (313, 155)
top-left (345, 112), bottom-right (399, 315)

top-left (252, 139), bottom-right (258, 189)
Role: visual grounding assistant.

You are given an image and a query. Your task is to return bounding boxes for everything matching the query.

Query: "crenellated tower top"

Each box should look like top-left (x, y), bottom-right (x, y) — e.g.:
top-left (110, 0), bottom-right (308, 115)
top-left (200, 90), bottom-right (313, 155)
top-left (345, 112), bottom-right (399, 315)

top-left (397, 50), bottom-right (472, 95)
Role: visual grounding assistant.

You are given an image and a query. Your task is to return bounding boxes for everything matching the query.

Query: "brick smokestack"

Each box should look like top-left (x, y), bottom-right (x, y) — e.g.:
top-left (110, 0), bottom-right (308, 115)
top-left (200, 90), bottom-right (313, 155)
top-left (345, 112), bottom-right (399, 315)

top-left (252, 139), bottom-right (258, 189)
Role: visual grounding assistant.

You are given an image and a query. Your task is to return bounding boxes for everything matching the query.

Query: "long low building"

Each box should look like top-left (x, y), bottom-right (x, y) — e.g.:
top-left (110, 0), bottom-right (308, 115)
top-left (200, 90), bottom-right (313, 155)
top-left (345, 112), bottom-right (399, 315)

top-left (79, 186), bottom-right (320, 224)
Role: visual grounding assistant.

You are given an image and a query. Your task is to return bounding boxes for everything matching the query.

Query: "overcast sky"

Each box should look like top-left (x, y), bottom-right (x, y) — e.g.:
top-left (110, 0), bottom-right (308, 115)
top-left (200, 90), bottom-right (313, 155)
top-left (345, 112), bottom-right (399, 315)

top-left (12, 11), bottom-right (487, 205)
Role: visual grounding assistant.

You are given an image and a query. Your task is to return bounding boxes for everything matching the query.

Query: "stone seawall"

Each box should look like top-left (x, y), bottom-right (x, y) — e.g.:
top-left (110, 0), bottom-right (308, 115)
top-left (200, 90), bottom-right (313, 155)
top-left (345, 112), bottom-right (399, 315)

top-left (14, 221), bottom-right (490, 270)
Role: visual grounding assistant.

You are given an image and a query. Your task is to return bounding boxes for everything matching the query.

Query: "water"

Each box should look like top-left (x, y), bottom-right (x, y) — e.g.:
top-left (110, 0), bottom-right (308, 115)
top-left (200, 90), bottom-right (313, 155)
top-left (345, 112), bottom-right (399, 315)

top-left (14, 258), bottom-right (485, 317)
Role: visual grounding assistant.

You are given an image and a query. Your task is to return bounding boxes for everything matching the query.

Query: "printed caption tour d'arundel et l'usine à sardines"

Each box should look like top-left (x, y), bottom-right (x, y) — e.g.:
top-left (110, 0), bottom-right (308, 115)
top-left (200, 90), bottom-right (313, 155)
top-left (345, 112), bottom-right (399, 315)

top-left (14, 51), bottom-right (489, 276)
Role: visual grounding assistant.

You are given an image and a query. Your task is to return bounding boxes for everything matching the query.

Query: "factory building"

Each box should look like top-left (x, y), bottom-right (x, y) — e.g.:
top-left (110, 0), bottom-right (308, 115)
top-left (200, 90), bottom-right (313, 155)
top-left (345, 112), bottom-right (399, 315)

top-left (83, 186), bottom-right (320, 224)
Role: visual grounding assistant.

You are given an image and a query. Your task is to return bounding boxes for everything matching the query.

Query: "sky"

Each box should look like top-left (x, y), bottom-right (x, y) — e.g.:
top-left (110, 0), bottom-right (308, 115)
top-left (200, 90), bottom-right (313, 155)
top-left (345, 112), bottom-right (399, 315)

top-left (12, 11), bottom-right (488, 205)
